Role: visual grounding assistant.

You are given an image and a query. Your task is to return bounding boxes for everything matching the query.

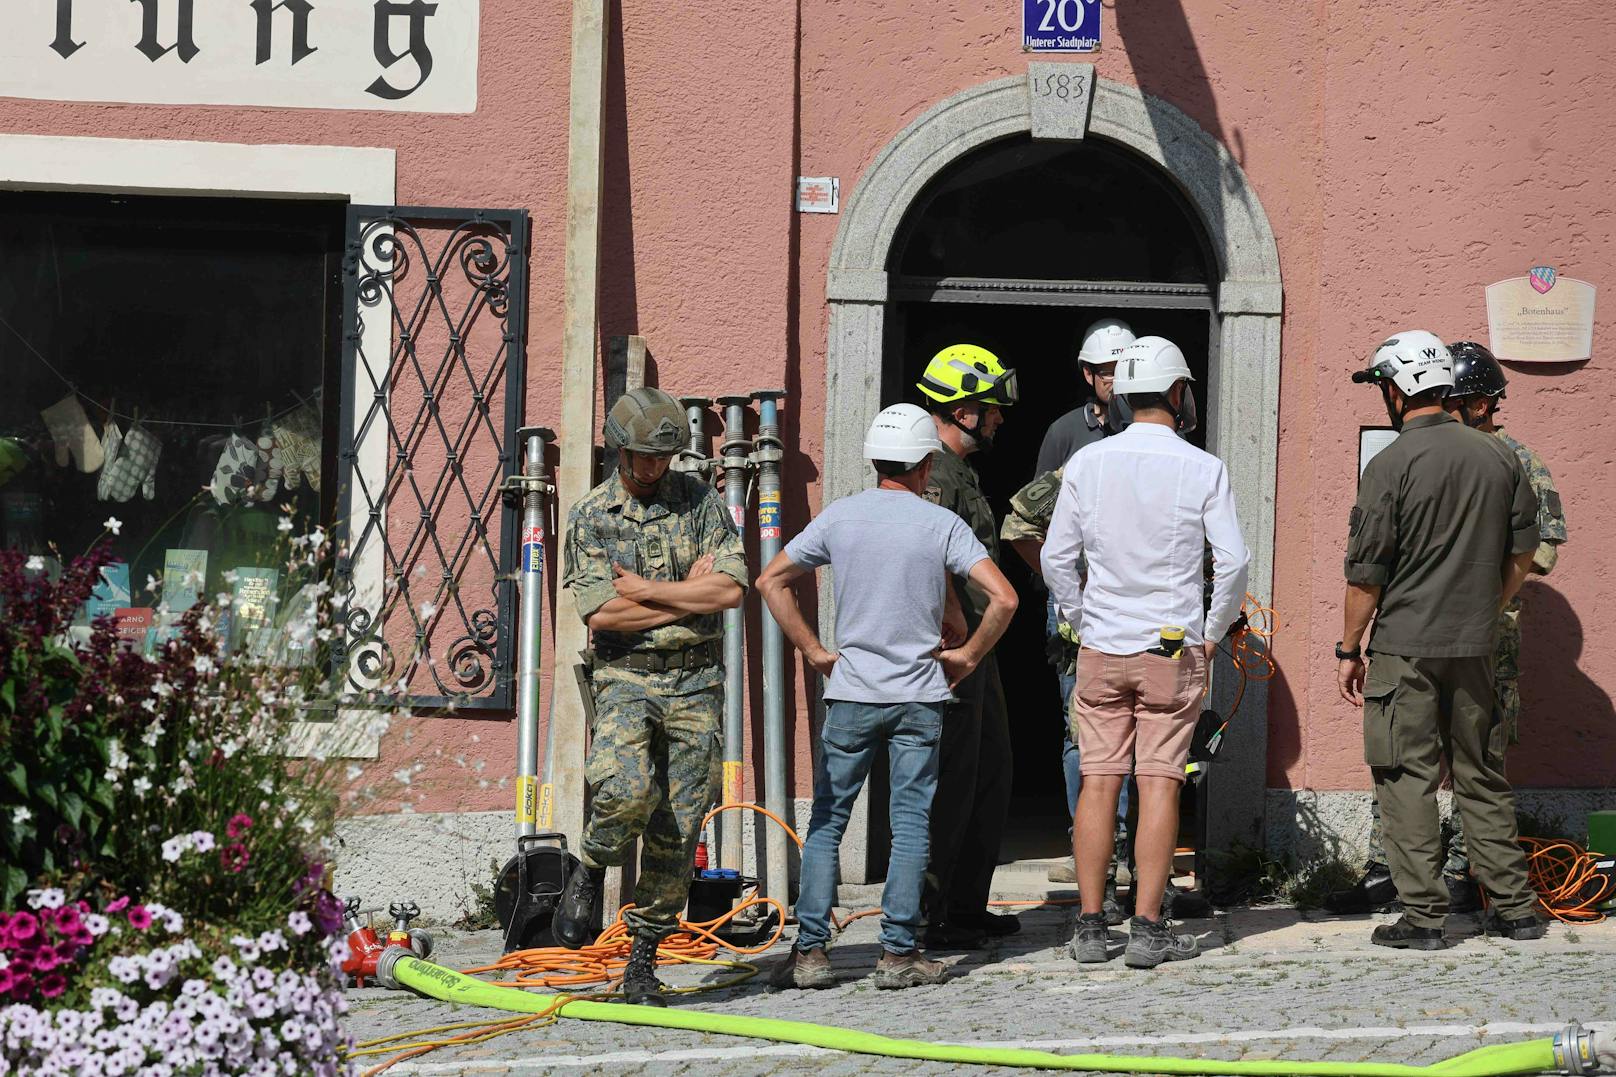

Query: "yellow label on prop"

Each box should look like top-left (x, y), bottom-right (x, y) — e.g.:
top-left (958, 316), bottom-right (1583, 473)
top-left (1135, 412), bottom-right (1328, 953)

top-left (516, 775), bottom-right (538, 825)
top-left (722, 761), bottom-right (742, 804)
top-left (536, 784), bottom-right (554, 829)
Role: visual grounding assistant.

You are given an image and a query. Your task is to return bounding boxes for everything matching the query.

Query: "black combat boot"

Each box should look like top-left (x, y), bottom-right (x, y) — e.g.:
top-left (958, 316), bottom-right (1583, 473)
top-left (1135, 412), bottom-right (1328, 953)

top-left (1323, 862), bottom-right (1400, 915)
top-left (621, 933), bottom-right (667, 1006)
top-left (553, 863), bottom-right (604, 950)
top-left (1444, 873), bottom-right (1481, 914)
top-left (1370, 915), bottom-right (1449, 950)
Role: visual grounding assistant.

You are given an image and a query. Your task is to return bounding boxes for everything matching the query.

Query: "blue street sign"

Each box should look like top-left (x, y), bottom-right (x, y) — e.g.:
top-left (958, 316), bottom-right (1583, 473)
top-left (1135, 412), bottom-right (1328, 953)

top-left (1022, 0), bottom-right (1100, 52)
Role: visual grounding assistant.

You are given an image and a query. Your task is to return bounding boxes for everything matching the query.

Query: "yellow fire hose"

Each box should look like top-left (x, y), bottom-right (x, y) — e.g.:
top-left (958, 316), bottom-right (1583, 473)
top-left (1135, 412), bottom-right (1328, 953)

top-left (373, 948), bottom-right (1608, 1076)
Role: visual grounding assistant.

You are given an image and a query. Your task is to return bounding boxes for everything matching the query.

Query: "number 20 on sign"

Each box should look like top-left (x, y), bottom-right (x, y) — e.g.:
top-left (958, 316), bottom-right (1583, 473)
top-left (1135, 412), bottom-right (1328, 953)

top-left (1023, 0), bottom-right (1101, 51)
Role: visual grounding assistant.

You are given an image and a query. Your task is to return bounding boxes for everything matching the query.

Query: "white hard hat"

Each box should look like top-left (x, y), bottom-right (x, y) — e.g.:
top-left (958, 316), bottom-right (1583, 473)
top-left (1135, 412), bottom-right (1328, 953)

top-left (1353, 330), bottom-right (1455, 397)
top-left (1113, 336), bottom-right (1193, 394)
top-left (863, 403), bottom-right (943, 465)
top-left (1078, 318), bottom-right (1135, 366)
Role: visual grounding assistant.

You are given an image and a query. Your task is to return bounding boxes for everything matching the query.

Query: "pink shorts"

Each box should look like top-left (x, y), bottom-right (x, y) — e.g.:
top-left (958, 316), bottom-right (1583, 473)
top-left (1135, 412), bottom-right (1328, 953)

top-left (1071, 646), bottom-right (1207, 783)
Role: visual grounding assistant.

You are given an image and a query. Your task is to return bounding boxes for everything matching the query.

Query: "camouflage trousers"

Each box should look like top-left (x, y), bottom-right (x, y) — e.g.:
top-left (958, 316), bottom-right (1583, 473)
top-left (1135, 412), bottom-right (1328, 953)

top-left (580, 667), bottom-right (723, 940)
top-left (1366, 608), bottom-right (1523, 873)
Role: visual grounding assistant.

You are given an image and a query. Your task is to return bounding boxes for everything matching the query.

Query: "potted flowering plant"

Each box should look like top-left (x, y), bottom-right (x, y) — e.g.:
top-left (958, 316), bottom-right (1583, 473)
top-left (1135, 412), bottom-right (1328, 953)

top-left (0, 518), bottom-right (370, 1073)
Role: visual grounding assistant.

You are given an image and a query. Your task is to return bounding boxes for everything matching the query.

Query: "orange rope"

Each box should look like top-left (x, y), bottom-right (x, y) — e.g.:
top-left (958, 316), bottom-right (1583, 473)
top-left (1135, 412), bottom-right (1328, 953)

top-left (1521, 836), bottom-right (1613, 924)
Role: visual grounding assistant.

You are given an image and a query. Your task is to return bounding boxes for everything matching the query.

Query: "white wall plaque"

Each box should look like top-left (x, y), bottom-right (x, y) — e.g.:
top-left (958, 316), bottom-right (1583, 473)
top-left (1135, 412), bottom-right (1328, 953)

top-left (0, 0), bottom-right (479, 114)
top-left (796, 176), bottom-right (839, 214)
top-left (1359, 427), bottom-right (1398, 479)
top-left (1485, 268), bottom-right (1596, 363)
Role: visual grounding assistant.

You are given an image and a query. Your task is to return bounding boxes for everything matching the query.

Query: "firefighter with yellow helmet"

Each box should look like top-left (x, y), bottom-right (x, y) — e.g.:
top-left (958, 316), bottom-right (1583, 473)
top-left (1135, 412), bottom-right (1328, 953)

top-left (915, 343), bottom-right (1022, 948)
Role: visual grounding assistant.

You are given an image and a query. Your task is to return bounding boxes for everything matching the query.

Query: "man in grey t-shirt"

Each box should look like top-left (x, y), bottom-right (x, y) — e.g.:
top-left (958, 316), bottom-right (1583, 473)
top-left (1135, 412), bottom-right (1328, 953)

top-left (758, 404), bottom-right (1018, 991)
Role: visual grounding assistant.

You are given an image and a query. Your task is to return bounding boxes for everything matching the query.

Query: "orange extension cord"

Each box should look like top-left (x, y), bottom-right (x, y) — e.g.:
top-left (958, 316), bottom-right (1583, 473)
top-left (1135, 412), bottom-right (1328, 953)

top-left (1521, 836), bottom-right (1614, 924)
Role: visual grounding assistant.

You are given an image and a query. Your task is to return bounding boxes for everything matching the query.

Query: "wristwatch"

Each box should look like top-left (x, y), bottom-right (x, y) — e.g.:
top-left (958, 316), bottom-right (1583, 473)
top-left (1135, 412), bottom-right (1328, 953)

top-left (1334, 642), bottom-right (1362, 660)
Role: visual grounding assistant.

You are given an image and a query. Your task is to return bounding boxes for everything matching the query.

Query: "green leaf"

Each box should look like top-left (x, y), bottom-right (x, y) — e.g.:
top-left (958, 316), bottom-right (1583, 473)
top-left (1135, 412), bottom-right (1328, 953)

top-left (2, 864), bottom-right (25, 906)
top-left (4, 762), bottom-right (24, 797)
top-left (34, 782), bottom-right (58, 812)
top-left (0, 679), bottom-right (13, 712)
top-left (89, 783), bottom-right (116, 813)
top-left (59, 790), bottom-right (83, 829)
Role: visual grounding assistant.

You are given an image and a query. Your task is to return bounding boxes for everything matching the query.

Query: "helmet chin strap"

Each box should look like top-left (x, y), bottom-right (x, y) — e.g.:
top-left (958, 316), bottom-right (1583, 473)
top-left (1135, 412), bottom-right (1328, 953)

top-left (944, 402), bottom-right (994, 451)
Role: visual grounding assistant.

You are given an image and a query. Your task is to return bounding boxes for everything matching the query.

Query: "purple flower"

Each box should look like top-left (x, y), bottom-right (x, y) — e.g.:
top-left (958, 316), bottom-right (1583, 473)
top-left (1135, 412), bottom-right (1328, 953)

top-left (127, 905), bottom-right (153, 931)
top-left (53, 905), bottom-right (82, 935)
top-left (32, 946), bottom-right (60, 972)
top-left (309, 890), bottom-right (344, 936)
top-left (226, 813), bottom-right (254, 838)
top-left (38, 971), bottom-right (66, 998)
top-left (8, 910), bottom-right (38, 941)
top-left (106, 896), bottom-right (130, 914)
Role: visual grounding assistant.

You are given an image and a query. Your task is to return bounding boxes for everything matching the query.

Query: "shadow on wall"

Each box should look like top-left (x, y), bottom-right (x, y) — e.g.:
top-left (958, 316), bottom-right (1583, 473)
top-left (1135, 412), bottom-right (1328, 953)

top-left (598, 0), bottom-right (638, 342)
top-left (1114, 0), bottom-right (1258, 294)
top-left (1514, 582), bottom-right (1616, 786)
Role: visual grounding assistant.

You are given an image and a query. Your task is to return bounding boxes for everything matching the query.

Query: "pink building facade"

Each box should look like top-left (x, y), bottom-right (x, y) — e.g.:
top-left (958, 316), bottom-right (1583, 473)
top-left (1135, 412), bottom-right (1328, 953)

top-left (1, 0), bottom-right (1612, 907)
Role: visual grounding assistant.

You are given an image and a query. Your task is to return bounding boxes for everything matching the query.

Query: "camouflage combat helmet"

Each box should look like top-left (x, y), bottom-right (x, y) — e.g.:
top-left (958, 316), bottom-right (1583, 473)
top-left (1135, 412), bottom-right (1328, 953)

top-left (604, 387), bottom-right (685, 456)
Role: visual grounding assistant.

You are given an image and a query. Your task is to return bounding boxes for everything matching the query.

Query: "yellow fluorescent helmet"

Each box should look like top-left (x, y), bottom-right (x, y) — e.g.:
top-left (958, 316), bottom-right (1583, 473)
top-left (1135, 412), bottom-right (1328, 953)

top-left (916, 344), bottom-right (1018, 406)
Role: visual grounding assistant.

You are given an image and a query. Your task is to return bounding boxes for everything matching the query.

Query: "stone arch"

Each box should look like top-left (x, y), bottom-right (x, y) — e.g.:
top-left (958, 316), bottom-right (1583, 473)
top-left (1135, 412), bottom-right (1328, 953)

top-left (822, 71), bottom-right (1282, 604)
top-left (820, 73), bottom-right (1283, 873)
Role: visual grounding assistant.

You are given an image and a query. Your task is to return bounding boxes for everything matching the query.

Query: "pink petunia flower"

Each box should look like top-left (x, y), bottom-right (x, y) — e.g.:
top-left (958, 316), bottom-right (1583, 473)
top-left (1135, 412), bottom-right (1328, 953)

top-left (53, 905), bottom-right (82, 935)
top-left (7, 911), bottom-right (38, 941)
top-left (226, 813), bottom-right (254, 838)
top-left (38, 971), bottom-right (66, 998)
top-left (126, 905), bottom-right (153, 931)
top-left (220, 843), bottom-right (251, 873)
top-left (32, 947), bottom-right (60, 972)
top-left (106, 896), bottom-right (130, 914)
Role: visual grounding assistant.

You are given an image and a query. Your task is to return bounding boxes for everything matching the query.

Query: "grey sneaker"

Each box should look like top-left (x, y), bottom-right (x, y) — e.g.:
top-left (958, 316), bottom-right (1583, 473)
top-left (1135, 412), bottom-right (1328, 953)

top-left (770, 946), bottom-right (836, 989)
top-left (871, 949), bottom-right (948, 989)
top-left (1124, 916), bottom-right (1199, 968)
top-left (1069, 912), bottom-right (1110, 963)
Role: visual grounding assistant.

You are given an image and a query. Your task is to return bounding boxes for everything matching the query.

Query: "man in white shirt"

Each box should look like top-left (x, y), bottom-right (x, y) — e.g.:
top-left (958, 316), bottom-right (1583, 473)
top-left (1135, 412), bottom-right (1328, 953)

top-left (1042, 336), bottom-right (1250, 969)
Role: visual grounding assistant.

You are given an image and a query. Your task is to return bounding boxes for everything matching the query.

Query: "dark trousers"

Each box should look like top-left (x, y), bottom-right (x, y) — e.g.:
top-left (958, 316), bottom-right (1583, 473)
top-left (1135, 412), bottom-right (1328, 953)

top-left (925, 652), bottom-right (1012, 922)
top-left (1363, 652), bottom-right (1537, 928)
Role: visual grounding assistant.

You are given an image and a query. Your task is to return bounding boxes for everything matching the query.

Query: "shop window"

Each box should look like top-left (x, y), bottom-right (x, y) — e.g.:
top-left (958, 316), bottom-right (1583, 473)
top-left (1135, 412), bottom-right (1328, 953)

top-left (0, 190), bottom-right (343, 656)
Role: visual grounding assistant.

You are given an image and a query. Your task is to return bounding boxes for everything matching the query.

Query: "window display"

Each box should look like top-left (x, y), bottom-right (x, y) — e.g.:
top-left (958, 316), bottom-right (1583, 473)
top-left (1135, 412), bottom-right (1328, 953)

top-left (0, 190), bottom-right (343, 655)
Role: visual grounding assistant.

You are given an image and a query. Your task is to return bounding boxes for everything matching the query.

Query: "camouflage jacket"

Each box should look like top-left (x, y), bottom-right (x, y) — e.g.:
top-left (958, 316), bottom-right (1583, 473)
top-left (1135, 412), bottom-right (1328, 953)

top-left (1001, 465), bottom-right (1064, 545)
top-left (563, 469), bottom-right (748, 653)
top-left (1495, 429), bottom-right (1566, 576)
top-left (924, 444), bottom-right (999, 623)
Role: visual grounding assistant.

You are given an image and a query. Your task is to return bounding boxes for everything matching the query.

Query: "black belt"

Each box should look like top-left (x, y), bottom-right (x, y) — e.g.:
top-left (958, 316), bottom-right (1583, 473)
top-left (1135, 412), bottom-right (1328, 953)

top-left (594, 640), bottom-right (721, 673)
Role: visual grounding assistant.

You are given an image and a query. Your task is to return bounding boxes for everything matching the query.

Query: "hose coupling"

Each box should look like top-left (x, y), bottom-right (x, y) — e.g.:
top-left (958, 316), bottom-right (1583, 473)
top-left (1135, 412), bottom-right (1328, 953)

top-left (374, 944), bottom-right (414, 991)
top-left (1554, 1022), bottom-right (1596, 1075)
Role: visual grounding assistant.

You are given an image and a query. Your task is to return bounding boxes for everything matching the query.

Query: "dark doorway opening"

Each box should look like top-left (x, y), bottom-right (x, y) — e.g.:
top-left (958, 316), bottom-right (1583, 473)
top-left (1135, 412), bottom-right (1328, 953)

top-left (863, 133), bottom-right (1221, 878)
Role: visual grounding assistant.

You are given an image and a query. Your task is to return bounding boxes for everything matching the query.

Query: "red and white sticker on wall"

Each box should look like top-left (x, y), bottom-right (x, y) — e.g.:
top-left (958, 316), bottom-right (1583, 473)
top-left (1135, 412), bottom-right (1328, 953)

top-left (758, 490), bottom-right (781, 540)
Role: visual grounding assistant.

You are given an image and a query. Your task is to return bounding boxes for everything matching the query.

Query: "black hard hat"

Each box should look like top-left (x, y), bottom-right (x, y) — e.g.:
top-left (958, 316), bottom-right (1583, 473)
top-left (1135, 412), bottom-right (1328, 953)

top-left (1446, 341), bottom-right (1508, 399)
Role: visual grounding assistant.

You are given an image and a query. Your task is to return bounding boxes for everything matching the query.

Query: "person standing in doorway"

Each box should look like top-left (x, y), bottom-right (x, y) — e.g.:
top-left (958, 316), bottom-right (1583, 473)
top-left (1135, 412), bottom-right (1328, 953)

top-left (759, 404), bottom-right (1018, 990)
top-left (1043, 336), bottom-right (1249, 968)
top-left (1337, 331), bottom-right (1545, 950)
top-left (1027, 318), bottom-right (1135, 891)
top-left (915, 343), bottom-right (1021, 949)
top-left (553, 387), bottom-right (748, 1005)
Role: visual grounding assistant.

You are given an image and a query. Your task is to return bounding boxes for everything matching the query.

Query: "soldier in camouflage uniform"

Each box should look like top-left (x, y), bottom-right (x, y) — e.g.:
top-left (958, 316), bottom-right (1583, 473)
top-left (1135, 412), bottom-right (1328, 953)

top-left (553, 387), bottom-right (747, 1005)
top-left (1327, 342), bottom-right (1566, 920)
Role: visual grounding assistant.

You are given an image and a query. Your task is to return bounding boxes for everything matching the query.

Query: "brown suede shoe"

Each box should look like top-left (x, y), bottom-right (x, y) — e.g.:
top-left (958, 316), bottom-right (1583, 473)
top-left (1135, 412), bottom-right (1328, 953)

top-left (770, 946), bottom-right (836, 989)
top-left (871, 949), bottom-right (948, 989)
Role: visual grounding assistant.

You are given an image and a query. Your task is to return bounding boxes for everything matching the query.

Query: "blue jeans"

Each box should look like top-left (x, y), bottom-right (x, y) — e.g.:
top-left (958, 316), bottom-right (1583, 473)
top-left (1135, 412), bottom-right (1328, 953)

top-left (797, 699), bottom-right (944, 954)
top-left (1046, 596), bottom-right (1130, 839)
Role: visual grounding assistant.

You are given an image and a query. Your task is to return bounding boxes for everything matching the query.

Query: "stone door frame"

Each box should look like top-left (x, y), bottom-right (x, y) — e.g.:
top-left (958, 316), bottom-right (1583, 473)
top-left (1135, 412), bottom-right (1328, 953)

top-left (820, 72), bottom-right (1283, 880)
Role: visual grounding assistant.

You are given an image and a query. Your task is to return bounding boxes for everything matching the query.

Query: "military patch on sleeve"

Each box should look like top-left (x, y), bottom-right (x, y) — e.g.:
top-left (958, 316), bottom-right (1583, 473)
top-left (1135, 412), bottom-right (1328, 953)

top-left (1349, 506), bottom-right (1363, 535)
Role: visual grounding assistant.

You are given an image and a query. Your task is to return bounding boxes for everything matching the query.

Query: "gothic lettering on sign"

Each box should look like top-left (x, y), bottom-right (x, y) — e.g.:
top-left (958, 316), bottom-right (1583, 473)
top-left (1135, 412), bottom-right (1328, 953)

top-left (366, 0), bottom-right (437, 100)
top-left (250, 0), bottom-right (317, 66)
top-left (50, 0), bottom-right (84, 60)
top-left (130, 0), bottom-right (199, 64)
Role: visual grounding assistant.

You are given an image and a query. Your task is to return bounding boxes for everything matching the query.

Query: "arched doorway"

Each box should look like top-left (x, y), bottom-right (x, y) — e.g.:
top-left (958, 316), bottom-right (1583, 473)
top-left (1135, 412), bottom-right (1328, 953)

top-left (822, 71), bottom-right (1282, 882)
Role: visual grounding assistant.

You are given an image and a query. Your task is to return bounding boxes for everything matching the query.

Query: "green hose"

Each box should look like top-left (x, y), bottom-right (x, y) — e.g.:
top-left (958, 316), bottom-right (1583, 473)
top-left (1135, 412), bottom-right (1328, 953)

top-left (383, 953), bottom-right (1561, 1076)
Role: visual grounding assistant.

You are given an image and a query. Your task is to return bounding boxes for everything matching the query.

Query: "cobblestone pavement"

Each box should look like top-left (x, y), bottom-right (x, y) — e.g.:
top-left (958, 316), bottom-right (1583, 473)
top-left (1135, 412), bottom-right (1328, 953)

top-left (346, 887), bottom-right (1616, 1075)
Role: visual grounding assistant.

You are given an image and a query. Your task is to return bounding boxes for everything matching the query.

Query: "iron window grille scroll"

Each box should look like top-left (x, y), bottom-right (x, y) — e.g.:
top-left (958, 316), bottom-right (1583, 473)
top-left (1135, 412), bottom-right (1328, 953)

top-left (333, 206), bottom-right (530, 712)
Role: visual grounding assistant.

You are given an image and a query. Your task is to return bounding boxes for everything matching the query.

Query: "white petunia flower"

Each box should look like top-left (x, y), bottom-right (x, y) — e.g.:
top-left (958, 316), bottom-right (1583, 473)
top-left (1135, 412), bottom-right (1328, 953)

top-left (103, 516), bottom-right (122, 535)
top-left (24, 555), bottom-right (44, 571)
